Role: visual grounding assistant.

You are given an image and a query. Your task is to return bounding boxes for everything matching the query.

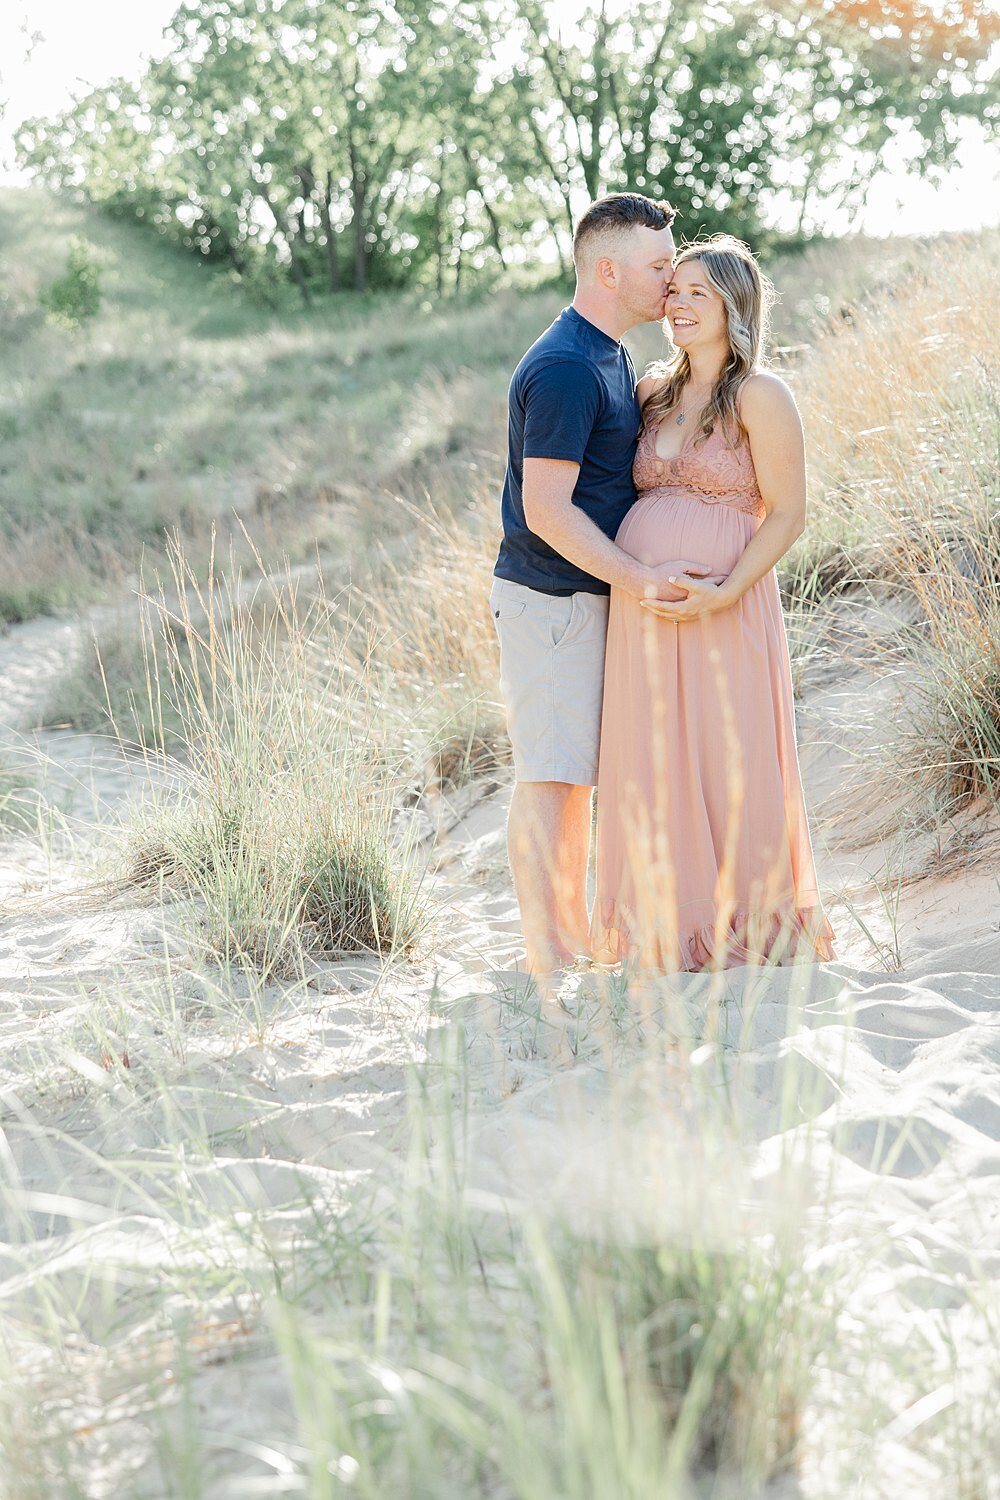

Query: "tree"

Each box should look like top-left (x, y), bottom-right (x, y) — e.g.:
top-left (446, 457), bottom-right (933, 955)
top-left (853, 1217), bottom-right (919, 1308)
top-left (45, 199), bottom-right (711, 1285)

top-left (763, 0), bottom-right (1000, 231)
top-left (501, 0), bottom-right (999, 242)
top-left (15, 0), bottom-right (999, 293)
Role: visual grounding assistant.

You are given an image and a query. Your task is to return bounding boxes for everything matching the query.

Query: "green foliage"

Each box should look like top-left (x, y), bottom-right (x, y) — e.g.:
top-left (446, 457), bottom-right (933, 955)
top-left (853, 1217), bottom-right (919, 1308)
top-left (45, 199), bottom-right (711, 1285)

top-left (38, 237), bottom-right (102, 327)
top-left (0, 581), bottom-right (62, 626)
top-left (15, 0), bottom-right (998, 298)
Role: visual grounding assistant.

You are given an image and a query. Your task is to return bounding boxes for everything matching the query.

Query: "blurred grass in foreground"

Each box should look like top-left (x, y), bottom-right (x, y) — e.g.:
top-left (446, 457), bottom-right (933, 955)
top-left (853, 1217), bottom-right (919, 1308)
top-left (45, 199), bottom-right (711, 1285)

top-left (0, 956), bottom-right (994, 1497)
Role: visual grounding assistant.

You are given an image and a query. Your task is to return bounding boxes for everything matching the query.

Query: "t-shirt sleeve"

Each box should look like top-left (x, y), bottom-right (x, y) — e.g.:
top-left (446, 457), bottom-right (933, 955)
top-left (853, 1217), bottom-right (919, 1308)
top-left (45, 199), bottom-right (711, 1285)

top-left (521, 359), bottom-right (604, 463)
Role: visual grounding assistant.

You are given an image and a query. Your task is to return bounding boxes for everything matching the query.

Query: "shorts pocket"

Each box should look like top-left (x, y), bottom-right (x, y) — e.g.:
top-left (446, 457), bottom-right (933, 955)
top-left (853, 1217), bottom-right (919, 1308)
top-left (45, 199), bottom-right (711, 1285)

top-left (489, 582), bottom-right (528, 622)
top-left (549, 592), bottom-right (577, 650)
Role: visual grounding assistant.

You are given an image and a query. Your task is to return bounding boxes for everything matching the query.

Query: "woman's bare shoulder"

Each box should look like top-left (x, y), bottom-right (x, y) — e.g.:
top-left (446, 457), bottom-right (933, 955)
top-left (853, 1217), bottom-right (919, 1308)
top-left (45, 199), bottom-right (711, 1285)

top-left (738, 369), bottom-right (797, 419)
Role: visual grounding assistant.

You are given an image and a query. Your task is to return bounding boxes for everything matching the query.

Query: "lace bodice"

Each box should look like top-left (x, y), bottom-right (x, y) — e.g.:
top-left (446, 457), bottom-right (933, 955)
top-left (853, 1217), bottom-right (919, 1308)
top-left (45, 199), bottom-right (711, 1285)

top-left (633, 418), bottom-right (765, 518)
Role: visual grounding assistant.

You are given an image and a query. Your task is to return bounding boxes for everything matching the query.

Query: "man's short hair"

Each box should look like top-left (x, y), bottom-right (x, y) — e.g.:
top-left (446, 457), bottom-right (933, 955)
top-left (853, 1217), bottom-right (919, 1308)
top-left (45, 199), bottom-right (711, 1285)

top-left (573, 193), bottom-right (678, 268)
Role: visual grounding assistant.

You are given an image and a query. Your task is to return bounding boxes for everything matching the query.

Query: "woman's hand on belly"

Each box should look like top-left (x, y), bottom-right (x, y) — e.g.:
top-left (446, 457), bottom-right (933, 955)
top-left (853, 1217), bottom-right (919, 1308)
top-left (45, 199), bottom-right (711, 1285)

top-left (639, 573), bottom-right (737, 621)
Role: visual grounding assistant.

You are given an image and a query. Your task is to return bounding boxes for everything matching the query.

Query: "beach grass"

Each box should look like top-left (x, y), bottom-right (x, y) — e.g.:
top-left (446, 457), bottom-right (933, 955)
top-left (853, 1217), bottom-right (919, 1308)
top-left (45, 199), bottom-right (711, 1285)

top-left (898, 573), bottom-right (1000, 819)
top-left (106, 531), bottom-right (427, 978)
top-left (3, 946), bottom-right (994, 1499)
top-left (782, 230), bottom-right (999, 605)
top-left (0, 959), bottom-right (851, 1499)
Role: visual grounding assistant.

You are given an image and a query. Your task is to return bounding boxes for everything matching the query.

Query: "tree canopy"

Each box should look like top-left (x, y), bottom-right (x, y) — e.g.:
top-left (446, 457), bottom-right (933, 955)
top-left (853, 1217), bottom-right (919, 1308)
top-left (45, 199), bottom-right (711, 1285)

top-left (16, 0), bottom-right (999, 298)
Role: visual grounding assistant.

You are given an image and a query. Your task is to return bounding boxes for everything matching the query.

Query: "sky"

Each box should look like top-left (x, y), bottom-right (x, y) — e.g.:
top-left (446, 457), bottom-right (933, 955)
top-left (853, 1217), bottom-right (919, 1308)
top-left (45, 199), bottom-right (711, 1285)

top-left (1, 0), bottom-right (997, 239)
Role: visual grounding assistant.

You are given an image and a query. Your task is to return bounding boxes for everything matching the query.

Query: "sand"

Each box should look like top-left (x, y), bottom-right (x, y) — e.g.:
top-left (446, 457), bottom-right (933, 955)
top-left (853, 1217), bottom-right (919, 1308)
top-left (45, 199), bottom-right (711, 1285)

top-left (0, 595), bottom-right (997, 1497)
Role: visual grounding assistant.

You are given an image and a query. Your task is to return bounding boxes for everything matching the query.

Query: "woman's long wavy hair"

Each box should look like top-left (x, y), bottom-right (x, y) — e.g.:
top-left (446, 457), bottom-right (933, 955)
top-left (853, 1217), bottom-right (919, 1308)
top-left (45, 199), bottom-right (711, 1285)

top-left (641, 235), bottom-right (775, 449)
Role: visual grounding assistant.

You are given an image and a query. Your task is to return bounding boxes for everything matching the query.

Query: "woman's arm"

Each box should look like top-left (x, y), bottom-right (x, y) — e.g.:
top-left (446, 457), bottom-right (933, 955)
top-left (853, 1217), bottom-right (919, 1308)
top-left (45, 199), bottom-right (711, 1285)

top-left (635, 372), bottom-right (662, 411)
top-left (640, 372), bottom-right (806, 622)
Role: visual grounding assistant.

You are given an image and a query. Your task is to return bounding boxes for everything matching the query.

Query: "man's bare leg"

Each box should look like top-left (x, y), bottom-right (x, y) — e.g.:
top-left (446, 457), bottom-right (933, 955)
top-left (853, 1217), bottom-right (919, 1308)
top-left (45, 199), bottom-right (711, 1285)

top-left (507, 780), bottom-right (594, 975)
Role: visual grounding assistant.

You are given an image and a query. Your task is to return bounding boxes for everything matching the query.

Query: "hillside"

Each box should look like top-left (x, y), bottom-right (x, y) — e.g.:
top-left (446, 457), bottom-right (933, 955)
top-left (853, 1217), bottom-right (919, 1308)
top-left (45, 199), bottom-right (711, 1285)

top-left (0, 187), bottom-right (971, 620)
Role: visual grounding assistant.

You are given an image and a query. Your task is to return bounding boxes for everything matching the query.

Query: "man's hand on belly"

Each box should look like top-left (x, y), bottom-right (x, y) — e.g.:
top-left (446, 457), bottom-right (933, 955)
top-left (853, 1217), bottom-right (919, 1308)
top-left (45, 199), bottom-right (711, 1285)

top-left (643, 559), bottom-right (719, 602)
top-left (523, 460), bottom-right (719, 600)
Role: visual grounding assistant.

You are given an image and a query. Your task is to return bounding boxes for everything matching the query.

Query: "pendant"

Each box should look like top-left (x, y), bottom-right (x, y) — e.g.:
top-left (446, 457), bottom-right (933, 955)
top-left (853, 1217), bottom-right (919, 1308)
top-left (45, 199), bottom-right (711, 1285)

top-left (675, 412), bottom-right (686, 425)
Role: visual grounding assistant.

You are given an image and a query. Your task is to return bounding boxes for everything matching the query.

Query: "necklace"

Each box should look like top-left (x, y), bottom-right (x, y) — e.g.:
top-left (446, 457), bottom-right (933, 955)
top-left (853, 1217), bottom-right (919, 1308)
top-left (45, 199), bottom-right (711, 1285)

top-left (675, 387), bottom-right (713, 426)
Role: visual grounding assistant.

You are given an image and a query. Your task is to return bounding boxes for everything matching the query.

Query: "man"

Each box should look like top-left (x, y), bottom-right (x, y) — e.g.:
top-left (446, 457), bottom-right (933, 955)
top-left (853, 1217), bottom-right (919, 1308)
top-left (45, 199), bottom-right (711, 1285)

top-left (489, 192), bottom-right (711, 978)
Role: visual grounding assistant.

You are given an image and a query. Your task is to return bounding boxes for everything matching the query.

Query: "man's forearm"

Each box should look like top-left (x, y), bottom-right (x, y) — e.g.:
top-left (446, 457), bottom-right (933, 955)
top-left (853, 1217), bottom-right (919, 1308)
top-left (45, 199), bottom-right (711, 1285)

top-left (526, 503), bottom-right (656, 596)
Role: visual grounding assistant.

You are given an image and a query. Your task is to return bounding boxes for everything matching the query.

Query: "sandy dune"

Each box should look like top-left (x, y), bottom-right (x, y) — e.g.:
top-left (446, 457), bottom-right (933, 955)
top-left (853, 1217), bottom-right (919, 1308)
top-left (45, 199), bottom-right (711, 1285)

top-left (0, 599), bottom-right (997, 1497)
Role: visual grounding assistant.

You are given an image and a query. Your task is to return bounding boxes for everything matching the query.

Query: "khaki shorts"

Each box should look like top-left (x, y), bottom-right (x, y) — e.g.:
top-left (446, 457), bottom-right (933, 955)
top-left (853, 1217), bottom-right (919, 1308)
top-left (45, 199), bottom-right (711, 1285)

top-left (489, 576), bottom-right (610, 786)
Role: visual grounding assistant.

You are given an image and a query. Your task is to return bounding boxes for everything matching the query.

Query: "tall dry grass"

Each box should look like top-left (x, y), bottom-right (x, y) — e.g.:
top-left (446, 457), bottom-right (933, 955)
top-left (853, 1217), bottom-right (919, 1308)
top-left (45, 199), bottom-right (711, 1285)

top-left (42, 485), bottom-right (509, 799)
top-left (109, 531), bottom-right (427, 978)
top-left (783, 231), bottom-right (999, 599)
top-left (360, 491), bottom-right (508, 795)
top-left (781, 232), bottom-right (1000, 825)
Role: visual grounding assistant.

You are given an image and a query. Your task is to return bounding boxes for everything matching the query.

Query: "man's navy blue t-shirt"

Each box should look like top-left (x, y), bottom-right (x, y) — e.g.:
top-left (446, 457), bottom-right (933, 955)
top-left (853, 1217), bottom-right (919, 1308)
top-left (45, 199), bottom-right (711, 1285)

top-left (493, 306), bottom-right (640, 596)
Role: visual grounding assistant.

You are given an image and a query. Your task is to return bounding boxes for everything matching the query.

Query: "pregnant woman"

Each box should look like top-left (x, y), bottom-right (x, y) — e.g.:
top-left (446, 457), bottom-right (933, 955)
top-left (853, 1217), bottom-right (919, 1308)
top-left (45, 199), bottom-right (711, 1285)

top-left (590, 235), bottom-right (836, 972)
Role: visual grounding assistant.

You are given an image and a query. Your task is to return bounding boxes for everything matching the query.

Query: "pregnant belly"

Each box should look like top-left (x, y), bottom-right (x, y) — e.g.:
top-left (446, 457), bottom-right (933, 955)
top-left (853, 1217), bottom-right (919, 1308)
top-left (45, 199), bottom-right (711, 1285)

top-left (616, 491), bottom-right (755, 576)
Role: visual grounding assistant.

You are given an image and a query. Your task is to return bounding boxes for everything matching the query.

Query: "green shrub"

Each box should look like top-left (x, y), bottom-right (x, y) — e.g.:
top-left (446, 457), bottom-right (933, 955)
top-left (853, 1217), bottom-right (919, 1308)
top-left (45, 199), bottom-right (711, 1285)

top-left (0, 582), bottom-right (62, 626)
top-left (39, 238), bottom-right (102, 328)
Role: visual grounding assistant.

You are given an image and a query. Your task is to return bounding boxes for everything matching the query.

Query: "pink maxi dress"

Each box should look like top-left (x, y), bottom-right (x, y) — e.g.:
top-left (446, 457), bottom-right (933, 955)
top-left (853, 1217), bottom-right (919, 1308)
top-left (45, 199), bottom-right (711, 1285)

top-left (590, 416), bottom-right (836, 972)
